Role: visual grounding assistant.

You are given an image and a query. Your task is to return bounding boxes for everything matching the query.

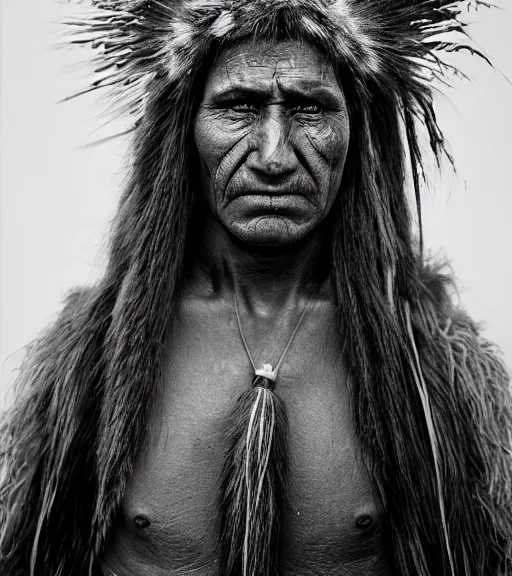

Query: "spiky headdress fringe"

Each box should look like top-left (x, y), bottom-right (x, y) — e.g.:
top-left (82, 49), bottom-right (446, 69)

top-left (1, 1), bottom-right (510, 575)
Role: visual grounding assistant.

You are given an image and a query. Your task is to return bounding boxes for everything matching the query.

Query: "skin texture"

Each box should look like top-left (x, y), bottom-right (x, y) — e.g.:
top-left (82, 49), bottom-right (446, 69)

top-left (194, 39), bottom-right (350, 247)
top-left (102, 40), bottom-right (390, 575)
top-left (103, 294), bottom-right (390, 576)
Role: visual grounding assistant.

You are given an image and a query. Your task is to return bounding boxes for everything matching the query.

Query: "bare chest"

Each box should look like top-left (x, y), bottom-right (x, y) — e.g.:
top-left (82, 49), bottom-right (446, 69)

top-left (103, 305), bottom-right (390, 575)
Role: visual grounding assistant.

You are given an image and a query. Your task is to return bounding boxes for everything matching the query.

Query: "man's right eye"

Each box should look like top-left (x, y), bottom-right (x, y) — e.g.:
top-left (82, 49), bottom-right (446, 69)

top-left (230, 101), bottom-right (259, 113)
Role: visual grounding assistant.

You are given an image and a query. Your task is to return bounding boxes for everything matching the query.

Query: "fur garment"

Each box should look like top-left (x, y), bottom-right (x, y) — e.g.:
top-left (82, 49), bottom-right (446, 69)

top-left (1, 1), bottom-right (511, 575)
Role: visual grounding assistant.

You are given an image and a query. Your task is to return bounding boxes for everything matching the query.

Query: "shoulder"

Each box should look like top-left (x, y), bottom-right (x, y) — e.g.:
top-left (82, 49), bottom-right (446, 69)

top-left (408, 262), bottom-right (510, 424)
top-left (0, 283), bottom-right (107, 476)
top-left (411, 261), bottom-right (509, 391)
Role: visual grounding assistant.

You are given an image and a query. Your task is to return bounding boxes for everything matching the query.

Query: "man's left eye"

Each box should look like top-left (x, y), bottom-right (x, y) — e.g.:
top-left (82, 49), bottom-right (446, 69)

top-left (292, 104), bottom-right (322, 114)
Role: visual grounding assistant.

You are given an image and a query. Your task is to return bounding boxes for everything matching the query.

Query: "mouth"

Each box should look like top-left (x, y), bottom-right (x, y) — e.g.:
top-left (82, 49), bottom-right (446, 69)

top-left (231, 187), bottom-right (304, 200)
top-left (229, 193), bottom-right (312, 218)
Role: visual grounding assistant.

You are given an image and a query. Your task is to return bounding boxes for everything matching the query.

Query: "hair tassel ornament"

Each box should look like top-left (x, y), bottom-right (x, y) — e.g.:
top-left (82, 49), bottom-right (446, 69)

top-left (220, 294), bottom-right (313, 576)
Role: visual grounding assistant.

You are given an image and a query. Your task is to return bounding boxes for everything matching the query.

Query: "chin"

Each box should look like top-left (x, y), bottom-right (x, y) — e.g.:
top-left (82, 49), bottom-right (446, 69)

top-left (227, 216), bottom-right (313, 247)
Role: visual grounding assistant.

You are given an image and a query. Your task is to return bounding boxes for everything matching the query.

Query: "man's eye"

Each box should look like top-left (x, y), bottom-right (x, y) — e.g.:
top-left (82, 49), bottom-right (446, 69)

top-left (230, 102), bottom-right (259, 113)
top-left (293, 103), bottom-right (322, 114)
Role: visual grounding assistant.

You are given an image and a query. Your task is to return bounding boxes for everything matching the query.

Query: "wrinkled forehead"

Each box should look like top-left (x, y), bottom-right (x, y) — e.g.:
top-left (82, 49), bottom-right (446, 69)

top-left (203, 38), bottom-right (345, 103)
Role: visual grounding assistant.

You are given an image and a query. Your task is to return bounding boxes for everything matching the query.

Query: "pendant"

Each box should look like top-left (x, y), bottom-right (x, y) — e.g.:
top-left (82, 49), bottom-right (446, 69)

top-left (253, 363), bottom-right (277, 390)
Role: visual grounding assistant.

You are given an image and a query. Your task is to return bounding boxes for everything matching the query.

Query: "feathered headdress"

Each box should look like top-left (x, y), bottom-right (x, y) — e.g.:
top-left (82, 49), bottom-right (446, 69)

top-left (66, 0), bottom-right (486, 121)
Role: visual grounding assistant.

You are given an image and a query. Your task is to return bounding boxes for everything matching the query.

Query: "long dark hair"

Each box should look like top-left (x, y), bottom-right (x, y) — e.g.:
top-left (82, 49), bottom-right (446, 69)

top-left (1, 12), bottom-right (510, 576)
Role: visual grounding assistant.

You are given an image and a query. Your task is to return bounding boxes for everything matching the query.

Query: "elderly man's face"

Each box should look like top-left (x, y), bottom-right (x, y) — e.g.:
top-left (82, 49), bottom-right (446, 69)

top-left (193, 39), bottom-right (350, 246)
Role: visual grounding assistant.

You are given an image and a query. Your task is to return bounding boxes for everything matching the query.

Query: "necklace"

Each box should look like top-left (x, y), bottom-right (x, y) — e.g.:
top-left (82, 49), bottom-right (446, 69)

top-left (220, 289), bottom-right (318, 576)
top-left (234, 290), bottom-right (313, 386)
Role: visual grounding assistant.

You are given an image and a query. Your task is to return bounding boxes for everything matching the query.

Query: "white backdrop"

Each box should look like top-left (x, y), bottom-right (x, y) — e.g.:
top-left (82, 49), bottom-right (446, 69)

top-left (1, 1), bottom-right (512, 393)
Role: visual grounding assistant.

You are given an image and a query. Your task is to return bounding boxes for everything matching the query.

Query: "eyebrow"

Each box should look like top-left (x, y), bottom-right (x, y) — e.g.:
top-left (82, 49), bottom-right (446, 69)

top-left (281, 82), bottom-right (345, 108)
top-left (209, 86), bottom-right (270, 103)
top-left (208, 82), bottom-right (345, 109)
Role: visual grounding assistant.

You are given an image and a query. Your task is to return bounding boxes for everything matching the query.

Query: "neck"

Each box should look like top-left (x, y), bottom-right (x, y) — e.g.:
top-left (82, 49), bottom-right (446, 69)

top-left (186, 213), bottom-right (332, 316)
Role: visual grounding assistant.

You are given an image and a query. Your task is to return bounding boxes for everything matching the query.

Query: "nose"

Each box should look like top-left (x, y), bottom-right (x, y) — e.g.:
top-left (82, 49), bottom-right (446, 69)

top-left (246, 106), bottom-right (298, 178)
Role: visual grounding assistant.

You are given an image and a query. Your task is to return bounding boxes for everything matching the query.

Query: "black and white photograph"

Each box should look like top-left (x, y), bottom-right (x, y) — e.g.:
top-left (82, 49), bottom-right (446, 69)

top-left (1, 1), bottom-right (511, 575)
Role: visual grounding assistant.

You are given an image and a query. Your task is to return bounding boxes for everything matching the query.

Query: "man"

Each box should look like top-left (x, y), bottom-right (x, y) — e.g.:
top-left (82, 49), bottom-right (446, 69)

top-left (1, 1), bottom-right (510, 575)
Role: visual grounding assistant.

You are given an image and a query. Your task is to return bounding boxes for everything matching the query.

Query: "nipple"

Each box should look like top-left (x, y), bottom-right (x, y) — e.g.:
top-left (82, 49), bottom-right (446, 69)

top-left (133, 514), bottom-right (151, 530)
top-left (355, 514), bottom-right (374, 530)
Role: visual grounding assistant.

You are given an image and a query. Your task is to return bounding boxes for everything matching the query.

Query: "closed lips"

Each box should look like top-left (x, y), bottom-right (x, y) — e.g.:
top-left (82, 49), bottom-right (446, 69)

top-left (230, 186), bottom-right (313, 199)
